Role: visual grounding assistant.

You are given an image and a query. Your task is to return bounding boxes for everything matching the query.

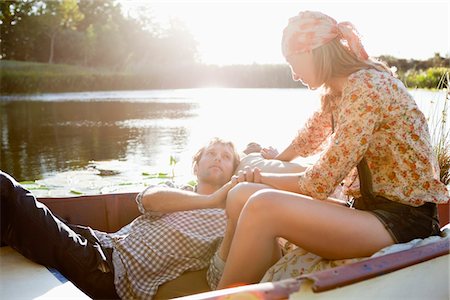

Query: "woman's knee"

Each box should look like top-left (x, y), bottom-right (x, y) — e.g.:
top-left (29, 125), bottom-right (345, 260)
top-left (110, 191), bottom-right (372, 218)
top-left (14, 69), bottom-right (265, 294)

top-left (226, 183), bottom-right (263, 220)
top-left (241, 190), bottom-right (280, 221)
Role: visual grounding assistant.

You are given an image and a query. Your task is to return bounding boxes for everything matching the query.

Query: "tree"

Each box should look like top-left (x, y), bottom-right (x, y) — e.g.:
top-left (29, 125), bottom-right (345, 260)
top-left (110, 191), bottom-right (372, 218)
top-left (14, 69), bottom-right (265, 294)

top-left (36, 0), bottom-right (83, 63)
top-left (156, 19), bottom-right (198, 64)
top-left (0, 0), bottom-right (39, 60)
top-left (1, 0), bottom-right (198, 69)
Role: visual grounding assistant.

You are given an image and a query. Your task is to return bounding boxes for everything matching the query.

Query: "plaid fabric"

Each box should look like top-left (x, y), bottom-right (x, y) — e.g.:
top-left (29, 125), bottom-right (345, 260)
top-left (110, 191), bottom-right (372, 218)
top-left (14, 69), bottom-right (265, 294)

top-left (94, 184), bottom-right (226, 299)
top-left (206, 248), bottom-right (226, 290)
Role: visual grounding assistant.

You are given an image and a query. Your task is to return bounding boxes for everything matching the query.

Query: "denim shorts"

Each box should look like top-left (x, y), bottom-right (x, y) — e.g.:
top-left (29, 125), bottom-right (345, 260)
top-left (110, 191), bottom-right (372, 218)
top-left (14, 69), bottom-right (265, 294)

top-left (352, 196), bottom-right (441, 243)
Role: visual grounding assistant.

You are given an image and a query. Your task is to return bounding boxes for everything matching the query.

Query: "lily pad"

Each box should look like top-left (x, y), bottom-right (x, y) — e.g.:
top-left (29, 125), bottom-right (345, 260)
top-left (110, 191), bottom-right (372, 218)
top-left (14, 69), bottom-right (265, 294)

top-left (19, 180), bottom-right (36, 185)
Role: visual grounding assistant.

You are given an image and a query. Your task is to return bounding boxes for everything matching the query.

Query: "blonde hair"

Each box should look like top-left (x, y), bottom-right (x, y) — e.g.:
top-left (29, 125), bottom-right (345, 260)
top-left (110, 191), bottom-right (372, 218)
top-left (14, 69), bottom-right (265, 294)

top-left (312, 38), bottom-right (392, 112)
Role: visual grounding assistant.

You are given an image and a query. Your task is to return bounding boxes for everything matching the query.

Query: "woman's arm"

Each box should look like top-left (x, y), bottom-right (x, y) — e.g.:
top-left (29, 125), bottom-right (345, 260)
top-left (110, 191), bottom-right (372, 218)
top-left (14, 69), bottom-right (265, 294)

top-left (259, 171), bottom-right (303, 193)
top-left (272, 143), bottom-right (299, 162)
top-left (235, 167), bottom-right (302, 194)
top-left (261, 110), bottom-right (331, 162)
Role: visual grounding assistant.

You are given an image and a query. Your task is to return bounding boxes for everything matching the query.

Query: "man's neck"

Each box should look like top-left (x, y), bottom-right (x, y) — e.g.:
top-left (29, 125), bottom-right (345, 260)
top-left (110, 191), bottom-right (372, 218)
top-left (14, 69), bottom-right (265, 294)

top-left (196, 183), bottom-right (220, 195)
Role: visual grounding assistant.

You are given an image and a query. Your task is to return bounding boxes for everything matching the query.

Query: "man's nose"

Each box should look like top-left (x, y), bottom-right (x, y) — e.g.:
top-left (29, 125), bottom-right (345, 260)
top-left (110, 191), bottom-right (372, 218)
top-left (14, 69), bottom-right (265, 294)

top-left (292, 72), bottom-right (300, 81)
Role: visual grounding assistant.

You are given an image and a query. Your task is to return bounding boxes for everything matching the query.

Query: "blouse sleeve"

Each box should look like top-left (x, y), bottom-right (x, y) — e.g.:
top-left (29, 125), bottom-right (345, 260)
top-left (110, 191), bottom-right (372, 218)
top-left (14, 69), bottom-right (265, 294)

top-left (298, 81), bottom-right (383, 199)
top-left (292, 109), bottom-right (333, 157)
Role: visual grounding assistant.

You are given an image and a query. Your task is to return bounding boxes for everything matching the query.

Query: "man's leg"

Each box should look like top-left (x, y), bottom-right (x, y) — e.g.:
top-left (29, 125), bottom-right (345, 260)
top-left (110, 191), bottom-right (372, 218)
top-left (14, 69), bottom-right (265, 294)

top-left (0, 171), bottom-right (118, 299)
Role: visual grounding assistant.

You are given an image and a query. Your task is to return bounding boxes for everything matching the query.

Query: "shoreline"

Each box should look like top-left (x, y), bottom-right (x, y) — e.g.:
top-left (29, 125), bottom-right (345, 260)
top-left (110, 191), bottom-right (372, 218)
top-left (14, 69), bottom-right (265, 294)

top-left (2, 60), bottom-right (447, 95)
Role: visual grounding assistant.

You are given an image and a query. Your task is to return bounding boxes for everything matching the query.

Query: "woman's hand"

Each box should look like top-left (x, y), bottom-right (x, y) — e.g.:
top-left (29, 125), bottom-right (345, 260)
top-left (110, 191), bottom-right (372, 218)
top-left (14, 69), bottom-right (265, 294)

top-left (261, 146), bottom-right (279, 159)
top-left (234, 166), bottom-right (262, 183)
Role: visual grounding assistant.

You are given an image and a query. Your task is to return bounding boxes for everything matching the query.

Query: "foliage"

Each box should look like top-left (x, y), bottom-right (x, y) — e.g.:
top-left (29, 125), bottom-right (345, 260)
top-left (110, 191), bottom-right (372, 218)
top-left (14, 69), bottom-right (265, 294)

top-left (404, 67), bottom-right (450, 89)
top-left (35, 0), bottom-right (84, 63)
top-left (0, 0), bottom-right (198, 68)
top-left (379, 53), bottom-right (450, 76)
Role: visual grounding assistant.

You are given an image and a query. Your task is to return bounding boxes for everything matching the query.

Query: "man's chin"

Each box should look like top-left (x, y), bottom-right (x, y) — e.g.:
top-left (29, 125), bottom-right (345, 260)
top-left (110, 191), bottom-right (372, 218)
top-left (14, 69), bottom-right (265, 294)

top-left (206, 176), bottom-right (229, 187)
top-left (199, 170), bottom-right (232, 187)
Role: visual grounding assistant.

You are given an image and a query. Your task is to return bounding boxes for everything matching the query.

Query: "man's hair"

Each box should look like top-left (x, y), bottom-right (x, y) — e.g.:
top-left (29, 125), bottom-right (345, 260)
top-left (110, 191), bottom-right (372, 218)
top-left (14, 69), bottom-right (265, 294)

top-left (192, 137), bottom-right (240, 173)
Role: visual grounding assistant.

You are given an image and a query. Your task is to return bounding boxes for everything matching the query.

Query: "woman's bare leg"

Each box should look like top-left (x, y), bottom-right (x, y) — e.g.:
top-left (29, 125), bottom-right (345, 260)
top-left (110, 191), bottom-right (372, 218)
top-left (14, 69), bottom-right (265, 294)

top-left (217, 189), bottom-right (395, 289)
top-left (218, 182), bottom-right (270, 260)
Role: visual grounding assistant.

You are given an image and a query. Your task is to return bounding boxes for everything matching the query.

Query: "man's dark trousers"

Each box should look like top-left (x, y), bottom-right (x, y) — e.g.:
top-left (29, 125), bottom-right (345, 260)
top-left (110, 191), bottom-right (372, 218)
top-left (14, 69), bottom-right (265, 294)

top-left (0, 171), bottom-right (118, 299)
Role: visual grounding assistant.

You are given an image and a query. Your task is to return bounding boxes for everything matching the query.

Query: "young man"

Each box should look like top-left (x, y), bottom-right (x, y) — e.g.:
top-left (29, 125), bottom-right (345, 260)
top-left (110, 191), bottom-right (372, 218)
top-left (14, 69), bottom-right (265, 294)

top-left (0, 137), bottom-right (240, 299)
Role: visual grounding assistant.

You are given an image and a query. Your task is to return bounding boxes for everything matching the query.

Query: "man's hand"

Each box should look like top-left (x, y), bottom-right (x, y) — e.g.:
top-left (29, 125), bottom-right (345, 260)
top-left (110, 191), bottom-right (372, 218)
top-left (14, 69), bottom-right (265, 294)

top-left (261, 146), bottom-right (279, 159)
top-left (208, 179), bottom-right (239, 208)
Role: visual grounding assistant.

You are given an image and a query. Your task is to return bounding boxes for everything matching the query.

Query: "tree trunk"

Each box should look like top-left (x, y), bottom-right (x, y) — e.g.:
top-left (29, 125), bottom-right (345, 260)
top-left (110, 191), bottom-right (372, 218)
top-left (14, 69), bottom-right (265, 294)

top-left (48, 31), bottom-right (57, 64)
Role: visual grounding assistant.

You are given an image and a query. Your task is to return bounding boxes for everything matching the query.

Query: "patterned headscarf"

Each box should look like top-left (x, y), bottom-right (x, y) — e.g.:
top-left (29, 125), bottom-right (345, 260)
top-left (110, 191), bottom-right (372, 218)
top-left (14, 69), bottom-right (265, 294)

top-left (282, 11), bottom-right (369, 61)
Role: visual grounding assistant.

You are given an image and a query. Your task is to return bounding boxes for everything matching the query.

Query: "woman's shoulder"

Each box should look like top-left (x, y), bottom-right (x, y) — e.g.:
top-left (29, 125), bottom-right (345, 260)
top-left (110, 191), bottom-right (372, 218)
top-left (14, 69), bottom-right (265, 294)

top-left (348, 68), bottom-right (389, 83)
top-left (344, 68), bottom-right (393, 95)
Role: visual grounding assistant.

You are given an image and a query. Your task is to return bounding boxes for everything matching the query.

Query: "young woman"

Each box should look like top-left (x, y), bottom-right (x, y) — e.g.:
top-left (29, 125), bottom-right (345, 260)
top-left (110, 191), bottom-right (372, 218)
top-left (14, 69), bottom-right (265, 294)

top-left (215, 11), bottom-right (449, 288)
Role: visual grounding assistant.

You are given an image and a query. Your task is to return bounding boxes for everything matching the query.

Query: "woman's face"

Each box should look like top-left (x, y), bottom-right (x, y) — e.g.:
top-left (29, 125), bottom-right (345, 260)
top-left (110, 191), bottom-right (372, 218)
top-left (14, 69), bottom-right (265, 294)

top-left (286, 51), bottom-right (320, 89)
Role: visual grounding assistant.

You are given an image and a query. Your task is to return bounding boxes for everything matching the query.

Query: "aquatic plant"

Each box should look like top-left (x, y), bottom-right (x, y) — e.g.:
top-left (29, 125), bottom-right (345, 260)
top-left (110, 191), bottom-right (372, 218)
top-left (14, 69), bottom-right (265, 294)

top-left (170, 155), bottom-right (179, 180)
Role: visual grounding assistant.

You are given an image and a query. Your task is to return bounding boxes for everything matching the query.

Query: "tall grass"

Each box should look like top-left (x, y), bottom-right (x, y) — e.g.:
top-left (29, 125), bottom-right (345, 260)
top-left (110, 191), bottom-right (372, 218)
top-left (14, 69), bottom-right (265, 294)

top-left (429, 72), bottom-right (450, 185)
top-left (0, 60), bottom-right (141, 93)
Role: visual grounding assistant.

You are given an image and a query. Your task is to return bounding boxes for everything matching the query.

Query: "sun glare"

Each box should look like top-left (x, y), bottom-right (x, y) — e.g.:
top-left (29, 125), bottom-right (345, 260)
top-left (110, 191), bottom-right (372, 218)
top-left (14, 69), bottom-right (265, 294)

top-left (121, 1), bottom-right (449, 65)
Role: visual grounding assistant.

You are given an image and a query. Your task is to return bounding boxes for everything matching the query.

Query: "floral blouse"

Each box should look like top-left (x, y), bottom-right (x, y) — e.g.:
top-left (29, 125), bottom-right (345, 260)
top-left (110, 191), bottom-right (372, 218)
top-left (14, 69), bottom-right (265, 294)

top-left (293, 68), bottom-right (449, 206)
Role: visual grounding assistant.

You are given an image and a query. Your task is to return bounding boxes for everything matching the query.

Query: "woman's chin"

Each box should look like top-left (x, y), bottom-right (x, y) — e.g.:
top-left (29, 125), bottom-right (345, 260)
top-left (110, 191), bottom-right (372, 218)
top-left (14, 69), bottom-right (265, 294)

top-left (302, 81), bottom-right (322, 90)
top-left (302, 82), bottom-right (316, 90)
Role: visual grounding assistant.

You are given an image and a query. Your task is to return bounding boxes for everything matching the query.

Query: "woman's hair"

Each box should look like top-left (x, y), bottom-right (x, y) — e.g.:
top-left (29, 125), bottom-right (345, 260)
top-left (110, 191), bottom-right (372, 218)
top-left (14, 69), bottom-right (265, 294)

top-left (313, 38), bottom-right (392, 112)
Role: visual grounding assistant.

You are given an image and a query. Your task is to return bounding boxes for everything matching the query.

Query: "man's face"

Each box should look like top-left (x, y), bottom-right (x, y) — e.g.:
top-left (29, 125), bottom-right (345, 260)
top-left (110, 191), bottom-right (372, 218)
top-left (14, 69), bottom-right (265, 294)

top-left (195, 143), bottom-right (236, 187)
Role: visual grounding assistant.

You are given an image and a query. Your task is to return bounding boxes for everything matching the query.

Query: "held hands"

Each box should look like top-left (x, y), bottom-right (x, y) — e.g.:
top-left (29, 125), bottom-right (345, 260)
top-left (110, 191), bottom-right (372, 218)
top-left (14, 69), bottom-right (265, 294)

top-left (261, 146), bottom-right (279, 159)
top-left (208, 167), bottom-right (264, 209)
top-left (243, 142), bottom-right (279, 159)
top-left (232, 166), bottom-right (262, 184)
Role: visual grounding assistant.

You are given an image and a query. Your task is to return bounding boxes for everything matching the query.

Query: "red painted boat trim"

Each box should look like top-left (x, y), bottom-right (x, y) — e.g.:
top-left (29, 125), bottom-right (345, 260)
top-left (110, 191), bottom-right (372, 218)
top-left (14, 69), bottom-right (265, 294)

top-left (301, 237), bottom-right (449, 292)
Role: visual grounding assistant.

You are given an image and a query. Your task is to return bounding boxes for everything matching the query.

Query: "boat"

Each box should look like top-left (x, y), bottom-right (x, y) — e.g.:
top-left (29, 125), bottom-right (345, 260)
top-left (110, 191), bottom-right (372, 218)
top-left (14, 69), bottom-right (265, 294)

top-left (1, 193), bottom-right (449, 299)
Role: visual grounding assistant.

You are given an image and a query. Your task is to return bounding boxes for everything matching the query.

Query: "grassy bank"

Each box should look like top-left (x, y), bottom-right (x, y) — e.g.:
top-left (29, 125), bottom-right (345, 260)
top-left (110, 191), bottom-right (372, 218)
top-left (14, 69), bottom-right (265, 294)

top-left (0, 60), bottom-right (297, 94)
top-left (0, 60), bottom-right (148, 94)
top-left (1, 60), bottom-right (448, 94)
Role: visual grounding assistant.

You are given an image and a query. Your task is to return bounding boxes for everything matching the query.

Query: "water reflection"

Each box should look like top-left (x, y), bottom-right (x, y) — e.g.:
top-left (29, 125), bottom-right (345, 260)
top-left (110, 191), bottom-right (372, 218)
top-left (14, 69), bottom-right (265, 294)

top-left (1, 100), bottom-right (197, 181)
top-left (1, 88), bottom-right (446, 188)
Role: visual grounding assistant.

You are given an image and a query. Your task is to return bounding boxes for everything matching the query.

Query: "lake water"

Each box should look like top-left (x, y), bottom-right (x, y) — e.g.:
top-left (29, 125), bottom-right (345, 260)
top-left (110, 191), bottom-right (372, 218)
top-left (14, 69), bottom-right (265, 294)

top-left (0, 88), bottom-right (447, 197)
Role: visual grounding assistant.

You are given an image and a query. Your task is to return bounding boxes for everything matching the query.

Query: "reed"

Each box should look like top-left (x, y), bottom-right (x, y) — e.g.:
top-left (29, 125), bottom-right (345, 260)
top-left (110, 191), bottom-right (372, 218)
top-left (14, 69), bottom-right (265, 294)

top-left (429, 72), bottom-right (450, 185)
